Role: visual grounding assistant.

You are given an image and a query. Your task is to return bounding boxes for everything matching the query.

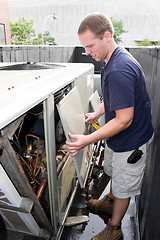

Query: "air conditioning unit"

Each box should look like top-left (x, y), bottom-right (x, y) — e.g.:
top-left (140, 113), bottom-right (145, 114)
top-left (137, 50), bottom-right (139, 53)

top-left (0, 62), bottom-right (95, 239)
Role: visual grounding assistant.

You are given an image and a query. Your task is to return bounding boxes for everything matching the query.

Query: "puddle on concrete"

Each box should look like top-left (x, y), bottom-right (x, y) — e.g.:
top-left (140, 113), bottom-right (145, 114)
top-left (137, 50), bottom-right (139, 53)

top-left (61, 172), bottom-right (138, 240)
top-left (61, 172), bottom-right (110, 240)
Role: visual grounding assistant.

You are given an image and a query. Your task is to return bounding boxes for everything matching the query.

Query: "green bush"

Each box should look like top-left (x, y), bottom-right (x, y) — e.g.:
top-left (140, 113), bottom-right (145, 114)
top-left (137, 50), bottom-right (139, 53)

top-left (138, 39), bottom-right (160, 46)
top-left (110, 17), bottom-right (128, 44)
top-left (10, 18), bottom-right (56, 45)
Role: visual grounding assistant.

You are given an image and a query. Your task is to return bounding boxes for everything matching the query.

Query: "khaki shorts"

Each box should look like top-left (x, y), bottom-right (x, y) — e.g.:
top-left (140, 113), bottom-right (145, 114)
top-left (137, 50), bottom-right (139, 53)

top-left (103, 144), bottom-right (147, 199)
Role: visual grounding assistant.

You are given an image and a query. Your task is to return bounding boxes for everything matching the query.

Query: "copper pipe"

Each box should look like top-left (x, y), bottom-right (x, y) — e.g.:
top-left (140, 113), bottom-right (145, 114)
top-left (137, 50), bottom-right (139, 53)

top-left (36, 178), bottom-right (47, 200)
top-left (25, 134), bottom-right (40, 177)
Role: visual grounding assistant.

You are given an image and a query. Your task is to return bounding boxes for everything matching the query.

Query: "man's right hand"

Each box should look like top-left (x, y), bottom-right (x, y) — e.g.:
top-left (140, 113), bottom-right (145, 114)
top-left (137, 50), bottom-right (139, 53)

top-left (84, 112), bottom-right (99, 123)
top-left (85, 102), bottom-right (105, 123)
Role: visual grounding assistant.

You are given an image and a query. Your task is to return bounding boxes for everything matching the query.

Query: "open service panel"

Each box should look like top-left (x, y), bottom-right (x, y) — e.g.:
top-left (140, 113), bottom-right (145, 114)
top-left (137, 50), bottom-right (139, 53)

top-left (57, 86), bottom-right (92, 188)
top-left (89, 90), bottom-right (105, 128)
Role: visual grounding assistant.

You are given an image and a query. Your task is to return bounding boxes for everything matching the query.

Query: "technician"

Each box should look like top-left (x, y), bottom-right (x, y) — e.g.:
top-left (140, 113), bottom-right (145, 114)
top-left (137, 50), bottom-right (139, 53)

top-left (66, 12), bottom-right (154, 240)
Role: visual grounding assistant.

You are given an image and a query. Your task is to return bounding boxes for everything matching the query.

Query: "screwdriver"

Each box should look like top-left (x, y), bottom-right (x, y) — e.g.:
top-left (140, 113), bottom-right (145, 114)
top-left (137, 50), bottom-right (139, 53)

top-left (91, 121), bottom-right (100, 130)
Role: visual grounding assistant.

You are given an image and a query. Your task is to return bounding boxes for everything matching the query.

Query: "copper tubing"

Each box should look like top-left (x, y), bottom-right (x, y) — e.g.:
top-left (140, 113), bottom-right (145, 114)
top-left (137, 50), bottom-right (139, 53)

top-left (25, 134), bottom-right (40, 177)
top-left (36, 178), bottom-right (47, 200)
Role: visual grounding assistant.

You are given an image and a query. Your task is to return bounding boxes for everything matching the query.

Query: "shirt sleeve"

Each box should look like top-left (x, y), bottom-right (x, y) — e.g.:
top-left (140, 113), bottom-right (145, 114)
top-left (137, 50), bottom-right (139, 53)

top-left (107, 70), bottom-right (135, 111)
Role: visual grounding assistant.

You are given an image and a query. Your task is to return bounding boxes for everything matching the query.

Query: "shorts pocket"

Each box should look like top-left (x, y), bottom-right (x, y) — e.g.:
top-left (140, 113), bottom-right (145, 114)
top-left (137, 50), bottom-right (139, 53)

top-left (121, 157), bottom-right (146, 193)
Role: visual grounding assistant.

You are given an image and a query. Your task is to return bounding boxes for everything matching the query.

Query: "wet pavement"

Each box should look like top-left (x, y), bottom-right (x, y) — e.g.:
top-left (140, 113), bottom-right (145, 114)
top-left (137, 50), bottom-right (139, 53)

top-left (0, 172), bottom-right (139, 240)
top-left (61, 172), bottom-right (140, 240)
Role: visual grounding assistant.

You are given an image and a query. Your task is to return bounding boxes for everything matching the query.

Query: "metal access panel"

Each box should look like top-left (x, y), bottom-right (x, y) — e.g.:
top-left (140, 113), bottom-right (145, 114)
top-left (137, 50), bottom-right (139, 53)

top-left (89, 90), bottom-right (105, 127)
top-left (0, 164), bottom-right (41, 235)
top-left (57, 86), bottom-right (92, 188)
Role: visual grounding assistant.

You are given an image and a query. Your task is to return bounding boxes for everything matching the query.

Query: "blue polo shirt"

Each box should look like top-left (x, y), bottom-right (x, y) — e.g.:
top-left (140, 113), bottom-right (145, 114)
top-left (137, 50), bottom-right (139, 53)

top-left (101, 46), bottom-right (154, 152)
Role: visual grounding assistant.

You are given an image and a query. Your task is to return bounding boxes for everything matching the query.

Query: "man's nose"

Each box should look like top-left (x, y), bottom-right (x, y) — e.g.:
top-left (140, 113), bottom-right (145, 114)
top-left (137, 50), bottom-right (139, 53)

top-left (85, 48), bottom-right (91, 56)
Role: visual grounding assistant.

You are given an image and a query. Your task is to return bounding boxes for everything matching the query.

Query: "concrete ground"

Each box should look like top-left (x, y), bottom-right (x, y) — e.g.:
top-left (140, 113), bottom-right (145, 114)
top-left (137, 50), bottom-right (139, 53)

top-left (0, 172), bottom-right (140, 240)
top-left (61, 172), bottom-right (140, 240)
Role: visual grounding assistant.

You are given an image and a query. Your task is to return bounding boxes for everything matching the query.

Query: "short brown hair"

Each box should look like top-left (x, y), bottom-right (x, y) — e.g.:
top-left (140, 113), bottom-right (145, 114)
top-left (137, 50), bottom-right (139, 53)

top-left (78, 12), bottom-right (114, 37)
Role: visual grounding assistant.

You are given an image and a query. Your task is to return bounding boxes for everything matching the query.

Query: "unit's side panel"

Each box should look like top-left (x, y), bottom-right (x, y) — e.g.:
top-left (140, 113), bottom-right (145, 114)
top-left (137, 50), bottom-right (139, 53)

top-left (43, 95), bottom-right (61, 234)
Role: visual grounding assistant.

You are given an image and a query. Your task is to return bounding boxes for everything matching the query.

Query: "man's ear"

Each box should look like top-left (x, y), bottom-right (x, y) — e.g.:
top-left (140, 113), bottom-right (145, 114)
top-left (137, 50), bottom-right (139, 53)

top-left (103, 31), bottom-right (112, 41)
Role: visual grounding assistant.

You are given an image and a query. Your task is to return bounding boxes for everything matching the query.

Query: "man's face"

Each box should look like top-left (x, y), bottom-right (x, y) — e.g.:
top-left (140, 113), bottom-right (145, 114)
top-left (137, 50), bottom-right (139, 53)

top-left (79, 29), bottom-right (109, 62)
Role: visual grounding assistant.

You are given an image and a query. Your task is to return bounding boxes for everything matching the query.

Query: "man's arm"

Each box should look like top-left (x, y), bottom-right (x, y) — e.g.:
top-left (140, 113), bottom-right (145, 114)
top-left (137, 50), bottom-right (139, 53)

top-left (66, 106), bottom-right (134, 156)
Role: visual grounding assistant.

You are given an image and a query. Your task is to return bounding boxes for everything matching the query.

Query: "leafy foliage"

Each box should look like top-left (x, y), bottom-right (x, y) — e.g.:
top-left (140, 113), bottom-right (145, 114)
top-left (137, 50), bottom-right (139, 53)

top-left (110, 17), bottom-right (128, 44)
top-left (34, 32), bottom-right (56, 45)
top-left (10, 18), bottom-right (56, 45)
top-left (10, 18), bottom-right (36, 45)
top-left (138, 39), bottom-right (160, 46)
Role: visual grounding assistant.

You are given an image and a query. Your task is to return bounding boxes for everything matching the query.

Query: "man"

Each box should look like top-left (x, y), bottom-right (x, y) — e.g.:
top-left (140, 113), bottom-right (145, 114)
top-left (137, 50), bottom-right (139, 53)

top-left (66, 12), bottom-right (154, 240)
